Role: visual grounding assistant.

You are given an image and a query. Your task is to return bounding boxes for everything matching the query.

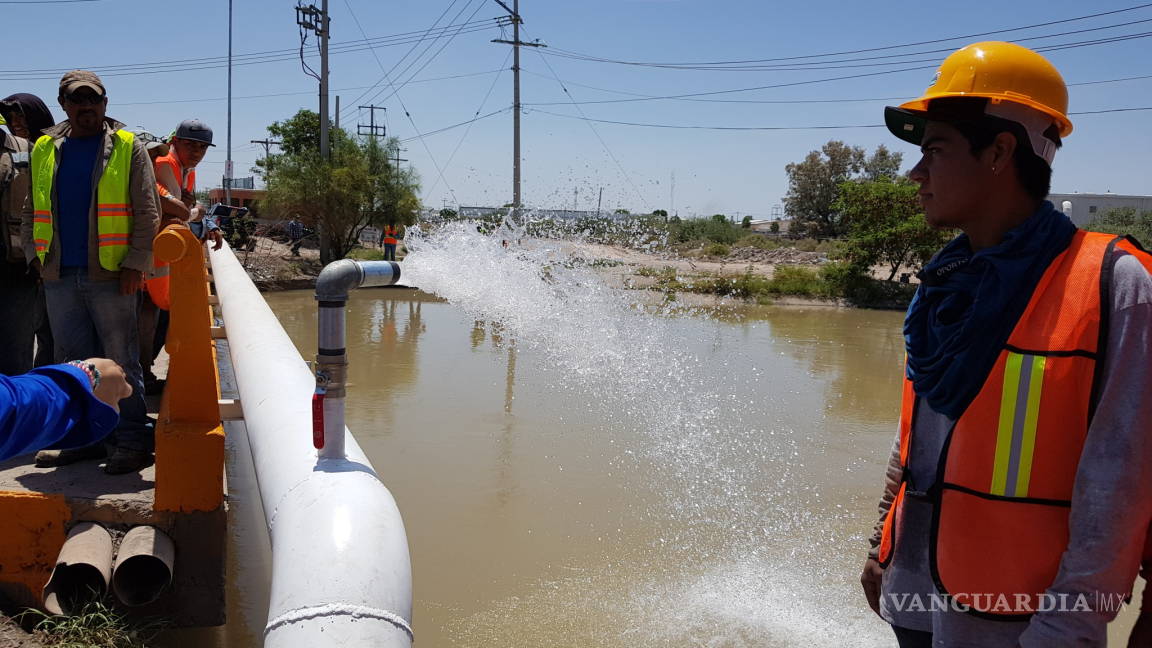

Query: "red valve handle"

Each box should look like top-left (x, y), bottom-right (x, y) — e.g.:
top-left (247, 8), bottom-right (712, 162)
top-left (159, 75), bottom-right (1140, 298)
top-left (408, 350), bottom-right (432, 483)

top-left (312, 390), bottom-right (326, 449)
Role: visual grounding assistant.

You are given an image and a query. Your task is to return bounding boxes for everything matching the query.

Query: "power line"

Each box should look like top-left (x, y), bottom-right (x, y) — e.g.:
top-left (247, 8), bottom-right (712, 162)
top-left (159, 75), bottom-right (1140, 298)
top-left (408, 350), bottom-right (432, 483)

top-left (339, 0), bottom-right (481, 122)
top-left (529, 106), bottom-right (1152, 132)
top-left (518, 33), bottom-right (1152, 108)
top-left (114, 69), bottom-right (504, 106)
top-left (0, 21), bottom-right (503, 80)
top-left (425, 48), bottom-right (513, 196)
top-left (539, 3), bottom-right (1152, 68)
top-left (400, 107), bottom-right (511, 142)
top-left (519, 71), bottom-right (1152, 107)
top-left (529, 42), bottom-right (651, 211)
top-left (341, 0), bottom-right (471, 204)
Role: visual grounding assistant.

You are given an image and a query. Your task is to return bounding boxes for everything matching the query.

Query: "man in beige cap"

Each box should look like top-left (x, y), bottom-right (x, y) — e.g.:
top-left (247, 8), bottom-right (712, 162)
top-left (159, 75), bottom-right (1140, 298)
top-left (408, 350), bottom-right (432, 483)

top-left (22, 70), bottom-right (159, 474)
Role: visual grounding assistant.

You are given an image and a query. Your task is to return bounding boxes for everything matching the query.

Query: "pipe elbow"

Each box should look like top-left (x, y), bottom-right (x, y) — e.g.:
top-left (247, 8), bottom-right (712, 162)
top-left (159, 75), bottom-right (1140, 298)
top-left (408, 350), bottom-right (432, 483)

top-left (315, 260), bottom-right (364, 302)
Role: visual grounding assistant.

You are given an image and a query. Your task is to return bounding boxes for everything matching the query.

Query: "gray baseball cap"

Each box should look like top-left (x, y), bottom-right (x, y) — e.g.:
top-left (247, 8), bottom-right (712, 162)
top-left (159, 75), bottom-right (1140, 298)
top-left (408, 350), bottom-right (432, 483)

top-left (173, 118), bottom-right (215, 146)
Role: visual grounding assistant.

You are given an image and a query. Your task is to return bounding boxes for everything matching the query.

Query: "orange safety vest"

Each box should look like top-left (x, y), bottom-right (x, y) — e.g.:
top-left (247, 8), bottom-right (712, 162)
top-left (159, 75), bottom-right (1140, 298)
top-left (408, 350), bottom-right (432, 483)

top-left (383, 225), bottom-right (398, 245)
top-left (145, 152), bottom-right (197, 310)
top-left (878, 231), bottom-right (1152, 618)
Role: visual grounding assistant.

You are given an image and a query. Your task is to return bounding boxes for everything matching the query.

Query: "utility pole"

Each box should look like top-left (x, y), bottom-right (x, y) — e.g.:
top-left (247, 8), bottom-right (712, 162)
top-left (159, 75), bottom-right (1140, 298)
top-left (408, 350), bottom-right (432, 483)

top-left (250, 138), bottom-right (281, 160)
top-left (493, 0), bottom-right (543, 220)
top-left (335, 95), bottom-right (340, 130)
top-left (225, 0), bottom-right (233, 205)
top-left (358, 105), bottom-right (388, 139)
top-left (390, 145), bottom-right (408, 170)
top-left (596, 187), bottom-right (603, 216)
top-left (297, 0), bottom-right (332, 261)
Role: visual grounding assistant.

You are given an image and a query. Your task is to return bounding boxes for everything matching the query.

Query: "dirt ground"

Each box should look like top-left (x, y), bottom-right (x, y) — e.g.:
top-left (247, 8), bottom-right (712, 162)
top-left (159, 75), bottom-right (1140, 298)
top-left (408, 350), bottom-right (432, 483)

top-left (0, 616), bottom-right (46, 648)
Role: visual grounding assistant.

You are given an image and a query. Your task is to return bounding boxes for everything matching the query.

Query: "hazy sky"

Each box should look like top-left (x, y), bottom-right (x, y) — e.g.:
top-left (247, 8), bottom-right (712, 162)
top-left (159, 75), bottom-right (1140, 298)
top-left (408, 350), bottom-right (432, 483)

top-left (4, 0), bottom-right (1150, 218)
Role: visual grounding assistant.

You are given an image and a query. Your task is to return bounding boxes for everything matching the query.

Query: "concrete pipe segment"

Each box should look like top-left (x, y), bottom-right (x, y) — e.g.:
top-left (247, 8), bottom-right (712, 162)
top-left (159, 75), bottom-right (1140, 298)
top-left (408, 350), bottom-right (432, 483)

top-left (112, 526), bottom-right (176, 607)
top-left (42, 522), bottom-right (114, 615)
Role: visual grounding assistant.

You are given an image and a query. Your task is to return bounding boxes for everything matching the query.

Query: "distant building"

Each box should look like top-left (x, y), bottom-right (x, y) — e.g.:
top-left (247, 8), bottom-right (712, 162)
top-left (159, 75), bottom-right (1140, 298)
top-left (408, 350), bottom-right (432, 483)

top-left (748, 218), bottom-right (791, 234)
top-left (208, 188), bottom-right (265, 215)
top-left (1049, 192), bottom-right (1152, 227)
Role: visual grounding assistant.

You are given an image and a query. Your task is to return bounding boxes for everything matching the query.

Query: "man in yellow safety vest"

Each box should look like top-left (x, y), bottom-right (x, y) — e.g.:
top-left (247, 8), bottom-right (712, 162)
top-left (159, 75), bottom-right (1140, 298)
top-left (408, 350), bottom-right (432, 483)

top-left (21, 70), bottom-right (159, 475)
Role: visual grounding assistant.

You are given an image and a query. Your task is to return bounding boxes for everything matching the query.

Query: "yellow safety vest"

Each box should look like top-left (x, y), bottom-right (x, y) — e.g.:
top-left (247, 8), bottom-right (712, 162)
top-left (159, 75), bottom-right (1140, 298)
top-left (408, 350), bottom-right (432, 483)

top-left (32, 130), bottom-right (135, 271)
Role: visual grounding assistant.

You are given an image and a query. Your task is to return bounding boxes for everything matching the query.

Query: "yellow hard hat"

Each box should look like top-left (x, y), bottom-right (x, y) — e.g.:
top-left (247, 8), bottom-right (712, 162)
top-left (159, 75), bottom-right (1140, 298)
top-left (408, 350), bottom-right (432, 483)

top-left (899, 41), bottom-right (1071, 136)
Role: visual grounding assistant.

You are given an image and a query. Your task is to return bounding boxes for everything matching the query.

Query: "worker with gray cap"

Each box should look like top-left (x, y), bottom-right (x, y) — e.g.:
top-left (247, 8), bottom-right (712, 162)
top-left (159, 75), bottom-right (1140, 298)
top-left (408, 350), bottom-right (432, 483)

top-left (21, 69), bottom-right (159, 475)
top-left (154, 118), bottom-right (220, 249)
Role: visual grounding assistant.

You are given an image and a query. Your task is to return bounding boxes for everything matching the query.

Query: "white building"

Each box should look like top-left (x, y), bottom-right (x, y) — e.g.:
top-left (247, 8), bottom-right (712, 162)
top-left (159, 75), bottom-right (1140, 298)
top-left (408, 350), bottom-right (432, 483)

top-left (1049, 193), bottom-right (1152, 227)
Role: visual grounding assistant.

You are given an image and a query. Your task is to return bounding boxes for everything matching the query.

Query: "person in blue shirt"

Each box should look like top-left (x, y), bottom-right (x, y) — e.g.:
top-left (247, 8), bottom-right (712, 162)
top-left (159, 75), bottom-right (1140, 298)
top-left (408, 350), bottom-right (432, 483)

top-left (0, 358), bottom-right (130, 463)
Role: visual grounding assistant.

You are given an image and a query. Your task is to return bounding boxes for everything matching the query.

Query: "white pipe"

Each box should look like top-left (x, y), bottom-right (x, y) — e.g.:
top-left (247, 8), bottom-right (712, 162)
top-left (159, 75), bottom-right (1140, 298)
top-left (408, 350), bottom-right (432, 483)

top-left (208, 242), bottom-right (413, 647)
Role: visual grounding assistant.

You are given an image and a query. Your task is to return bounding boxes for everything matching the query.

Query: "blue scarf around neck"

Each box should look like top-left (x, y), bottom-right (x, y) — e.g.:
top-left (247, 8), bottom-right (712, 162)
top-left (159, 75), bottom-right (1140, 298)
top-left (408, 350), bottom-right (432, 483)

top-left (904, 201), bottom-right (1077, 419)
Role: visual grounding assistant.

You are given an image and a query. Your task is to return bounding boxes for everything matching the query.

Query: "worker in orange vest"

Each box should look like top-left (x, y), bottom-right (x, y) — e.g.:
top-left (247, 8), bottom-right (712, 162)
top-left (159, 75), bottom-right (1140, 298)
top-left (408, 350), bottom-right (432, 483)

top-left (380, 223), bottom-right (400, 261)
top-left (860, 42), bottom-right (1152, 647)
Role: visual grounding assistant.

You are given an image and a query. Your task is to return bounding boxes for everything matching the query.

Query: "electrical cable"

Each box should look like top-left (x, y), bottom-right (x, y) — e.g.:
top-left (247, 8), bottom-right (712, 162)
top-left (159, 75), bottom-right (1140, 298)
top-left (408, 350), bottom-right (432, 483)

top-left (528, 42), bottom-right (651, 211)
top-left (114, 69), bottom-right (506, 106)
top-left (529, 106), bottom-right (1152, 132)
top-left (342, 0), bottom-right (473, 204)
top-left (539, 3), bottom-right (1152, 68)
top-left (338, 0), bottom-right (472, 122)
top-left (425, 48), bottom-right (513, 196)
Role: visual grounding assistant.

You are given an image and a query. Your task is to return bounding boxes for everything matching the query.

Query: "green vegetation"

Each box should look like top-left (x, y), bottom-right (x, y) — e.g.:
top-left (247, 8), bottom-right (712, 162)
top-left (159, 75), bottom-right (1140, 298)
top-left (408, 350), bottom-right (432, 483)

top-left (1084, 207), bottom-right (1152, 247)
top-left (258, 109), bottom-right (421, 264)
top-left (784, 140), bottom-right (903, 238)
top-left (834, 177), bottom-right (950, 281)
top-left (346, 247), bottom-right (386, 261)
top-left (18, 600), bottom-right (163, 647)
top-left (702, 243), bottom-right (731, 257)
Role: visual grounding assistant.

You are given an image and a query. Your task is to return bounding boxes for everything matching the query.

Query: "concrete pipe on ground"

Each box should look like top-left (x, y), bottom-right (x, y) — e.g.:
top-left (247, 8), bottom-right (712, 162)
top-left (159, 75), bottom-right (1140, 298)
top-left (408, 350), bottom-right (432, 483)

top-left (112, 526), bottom-right (176, 607)
top-left (42, 522), bottom-right (114, 615)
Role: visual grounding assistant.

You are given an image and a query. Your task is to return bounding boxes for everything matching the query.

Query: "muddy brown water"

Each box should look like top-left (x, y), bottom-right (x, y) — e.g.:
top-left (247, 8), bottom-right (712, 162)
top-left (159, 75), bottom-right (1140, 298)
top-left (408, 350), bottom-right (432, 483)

top-left (159, 289), bottom-right (1140, 647)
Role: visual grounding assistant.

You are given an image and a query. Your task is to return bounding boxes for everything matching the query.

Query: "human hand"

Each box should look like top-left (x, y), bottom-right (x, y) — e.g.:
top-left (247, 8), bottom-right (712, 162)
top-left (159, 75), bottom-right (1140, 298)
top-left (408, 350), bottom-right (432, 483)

top-left (861, 557), bottom-right (885, 618)
top-left (119, 268), bottom-right (144, 295)
top-left (85, 358), bottom-right (132, 412)
top-left (180, 189), bottom-right (196, 208)
top-left (207, 228), bottom-right (223, 251)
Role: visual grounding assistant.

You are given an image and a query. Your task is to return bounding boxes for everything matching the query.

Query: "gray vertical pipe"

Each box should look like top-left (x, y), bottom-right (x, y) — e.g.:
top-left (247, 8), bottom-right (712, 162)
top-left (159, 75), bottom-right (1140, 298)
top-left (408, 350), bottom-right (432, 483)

top-left (314, 260), bottom-right (401, 459)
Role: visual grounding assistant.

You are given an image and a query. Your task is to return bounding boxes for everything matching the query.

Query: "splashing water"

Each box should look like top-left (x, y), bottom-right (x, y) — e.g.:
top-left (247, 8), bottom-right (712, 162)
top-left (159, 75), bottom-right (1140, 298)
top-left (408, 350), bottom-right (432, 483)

top-left (402, 222), bottom-right (889, 646)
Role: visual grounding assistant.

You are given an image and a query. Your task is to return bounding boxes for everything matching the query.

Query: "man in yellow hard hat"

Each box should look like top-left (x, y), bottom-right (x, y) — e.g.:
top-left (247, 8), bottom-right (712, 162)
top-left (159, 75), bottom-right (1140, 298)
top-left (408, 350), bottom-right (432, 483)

top-left (860, 42), bottom-right (1152, 647)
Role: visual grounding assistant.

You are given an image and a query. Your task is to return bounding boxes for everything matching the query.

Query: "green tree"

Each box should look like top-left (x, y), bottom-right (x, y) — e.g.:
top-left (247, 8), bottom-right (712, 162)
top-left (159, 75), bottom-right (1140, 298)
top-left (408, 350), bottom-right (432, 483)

top-left (769, 221), bottom-right (780, 234)
top-left (1084, 207), bottom-right (1152, 247)
top-left (834, 177), bottom-right (949, 281)
top-left (711, 213), bottom-right (727, 224)
top-left (741, 215), bottom-right (752, 229)
top-left (260, 110), bottom-right (421, 264)
top-left (439, 208), bottom-right (459, 220)
top-left (784, 141), bottom-right (903, 238)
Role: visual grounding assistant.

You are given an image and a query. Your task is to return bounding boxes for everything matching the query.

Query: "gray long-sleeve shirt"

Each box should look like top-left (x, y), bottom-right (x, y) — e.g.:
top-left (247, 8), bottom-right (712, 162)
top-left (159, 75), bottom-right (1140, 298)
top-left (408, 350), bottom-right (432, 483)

top-left (871, 251), bottom-right (1152, 647)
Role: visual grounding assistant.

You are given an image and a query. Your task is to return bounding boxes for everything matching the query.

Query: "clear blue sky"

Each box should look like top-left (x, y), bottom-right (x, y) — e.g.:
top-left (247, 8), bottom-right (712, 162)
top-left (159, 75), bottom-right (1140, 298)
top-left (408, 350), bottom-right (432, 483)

top-left (4, 0), bottom-right (1150, 218)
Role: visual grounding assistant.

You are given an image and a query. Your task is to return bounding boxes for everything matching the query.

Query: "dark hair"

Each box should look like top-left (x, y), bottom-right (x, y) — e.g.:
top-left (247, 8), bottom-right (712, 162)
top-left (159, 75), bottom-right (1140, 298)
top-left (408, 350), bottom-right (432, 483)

top-left (926, 97), bottom-right (1062, 201)
top-left (0, 93), bottom-right (57, 140)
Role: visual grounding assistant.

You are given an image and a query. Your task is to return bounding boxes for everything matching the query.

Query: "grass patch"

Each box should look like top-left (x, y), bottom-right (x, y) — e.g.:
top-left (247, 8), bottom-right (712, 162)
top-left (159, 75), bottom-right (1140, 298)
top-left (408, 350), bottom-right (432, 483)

top-left (19, 600), bottom-right (164, 648)
top-left (346, 247), bottom-right (386, 261)
top-left (732, 235), bottom-right (782, 250)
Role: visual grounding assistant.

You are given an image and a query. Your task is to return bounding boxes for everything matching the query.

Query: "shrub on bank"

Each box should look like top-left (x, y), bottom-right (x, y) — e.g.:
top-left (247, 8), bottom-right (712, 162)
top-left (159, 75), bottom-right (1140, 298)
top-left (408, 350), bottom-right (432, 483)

top-left (703, 243), bottom-right (731, 257)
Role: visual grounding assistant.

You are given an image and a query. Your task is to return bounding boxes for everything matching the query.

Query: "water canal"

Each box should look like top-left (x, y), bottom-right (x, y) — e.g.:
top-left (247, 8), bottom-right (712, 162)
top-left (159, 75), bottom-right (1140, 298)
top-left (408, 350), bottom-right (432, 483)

top-left (162, 229), bottom-right (1141, 647)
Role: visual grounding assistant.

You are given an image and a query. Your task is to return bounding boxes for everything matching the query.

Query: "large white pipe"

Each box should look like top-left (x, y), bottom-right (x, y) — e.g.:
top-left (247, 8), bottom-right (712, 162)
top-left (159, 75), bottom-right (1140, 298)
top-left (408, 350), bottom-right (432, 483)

top-left (208, 243), bottom-right (413, 647)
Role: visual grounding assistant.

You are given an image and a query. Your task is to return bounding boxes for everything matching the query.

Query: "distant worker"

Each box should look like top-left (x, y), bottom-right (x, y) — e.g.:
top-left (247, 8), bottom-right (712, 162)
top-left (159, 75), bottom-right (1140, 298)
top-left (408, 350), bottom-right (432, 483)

top-left (0, 359), bottom-right (130, 462)
top-left (1, 93), bottom-right (56, 370)
top-left (861, 42), bottom-right (1152, 647)
top-left (287, 215), bottom-right (304, 256)
top-left (22, 70), bottom-right (160, 475)
top-left (381, 223), bottom-right (399, 261)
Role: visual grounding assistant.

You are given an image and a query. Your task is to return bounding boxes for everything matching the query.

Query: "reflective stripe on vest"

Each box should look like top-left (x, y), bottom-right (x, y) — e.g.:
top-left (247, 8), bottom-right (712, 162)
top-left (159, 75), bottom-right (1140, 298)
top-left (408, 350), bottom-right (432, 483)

top-left (31, 130), bottom-right (135, 271)
top-left (876, 230), bottom-right (1152, 618)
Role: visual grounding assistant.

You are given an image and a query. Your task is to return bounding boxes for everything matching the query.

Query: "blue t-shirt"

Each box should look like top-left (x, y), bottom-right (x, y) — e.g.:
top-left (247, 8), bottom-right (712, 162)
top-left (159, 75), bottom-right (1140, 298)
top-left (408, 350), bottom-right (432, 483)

top-left (56, 134), bottom-right (102, 268)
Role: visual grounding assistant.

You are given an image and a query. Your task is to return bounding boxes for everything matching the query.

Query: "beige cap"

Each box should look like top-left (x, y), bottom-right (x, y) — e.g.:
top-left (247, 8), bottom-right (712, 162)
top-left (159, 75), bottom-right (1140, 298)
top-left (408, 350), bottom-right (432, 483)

top-left (59, 70), bottom-right (106, 97)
